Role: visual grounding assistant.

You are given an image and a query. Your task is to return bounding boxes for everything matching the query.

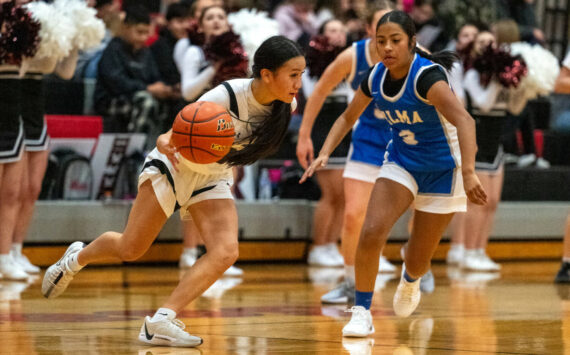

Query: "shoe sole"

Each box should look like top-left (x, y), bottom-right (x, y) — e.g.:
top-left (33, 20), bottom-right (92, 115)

top-left (342, 328), bottom-right (375, 337)
top-left (138, 333), bottom-right (203, 347)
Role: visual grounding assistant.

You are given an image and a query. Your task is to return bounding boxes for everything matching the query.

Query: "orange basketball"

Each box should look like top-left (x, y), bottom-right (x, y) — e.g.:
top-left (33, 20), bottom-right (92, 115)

top-left (171, 101), bottom-right (235, 164)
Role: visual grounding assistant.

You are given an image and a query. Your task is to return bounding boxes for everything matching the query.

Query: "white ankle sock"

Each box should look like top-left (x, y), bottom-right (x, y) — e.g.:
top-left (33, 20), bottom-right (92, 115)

top-left (67, 252), bottom-right (84, 273)
top-left (344, 265), bottom-right (355, 287)
top-left (11, 243), bottom-right (23, 256)
top-left (563, 257), bottom-right (570, 263)
top-left (151, 308), bottom-right (176, 322)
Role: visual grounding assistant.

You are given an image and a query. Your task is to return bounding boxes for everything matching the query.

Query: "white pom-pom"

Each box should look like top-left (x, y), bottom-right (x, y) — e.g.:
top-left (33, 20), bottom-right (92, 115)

top-left (510, 42), bottom-right (560, 100)
top-left (228, 9), bottom-right (280, 71)
top-left (25, 1), bottom-right (76, 61)
top-left (53, 0), bottom-right (105, 50)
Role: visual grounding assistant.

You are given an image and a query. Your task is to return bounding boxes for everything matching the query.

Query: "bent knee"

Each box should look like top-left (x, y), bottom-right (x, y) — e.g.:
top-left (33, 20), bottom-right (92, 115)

top-left (211, 242), bottom-right (239, 268)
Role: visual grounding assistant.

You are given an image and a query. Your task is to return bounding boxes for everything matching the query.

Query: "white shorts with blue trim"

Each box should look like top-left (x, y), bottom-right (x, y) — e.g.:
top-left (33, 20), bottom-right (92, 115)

top-left (343, 159), bottom-right (381, 183)
top-left (138, 149), bottom-right (234, 220)
top-left (378, 162), bottom-right (466, 214)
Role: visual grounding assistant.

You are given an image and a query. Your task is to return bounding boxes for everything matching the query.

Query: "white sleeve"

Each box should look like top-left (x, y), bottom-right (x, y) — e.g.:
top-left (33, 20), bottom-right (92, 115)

top-left (197, 84), bottom-right (231, 112)
top-left (463, 69), bottom-right (501, 113)
top-left (180, 46), bottom-right (216, 102)
top-left (173, 38), bottom-right (190, 72)
top-left (449, 62), bottom-right (466, 106)
top-left (563, 51), bottom-right (570, 70)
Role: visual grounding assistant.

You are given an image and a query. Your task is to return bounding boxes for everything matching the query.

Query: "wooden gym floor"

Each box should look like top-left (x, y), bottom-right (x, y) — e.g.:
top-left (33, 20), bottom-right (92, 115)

top-left (1, 261), bottom-right (569, 354)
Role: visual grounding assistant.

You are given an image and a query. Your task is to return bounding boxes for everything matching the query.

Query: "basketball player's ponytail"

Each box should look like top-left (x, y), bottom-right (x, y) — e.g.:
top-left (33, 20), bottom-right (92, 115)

top-left (376, 10), bottom-right (458, 71)
top-left (221, 36), bottom-right (303, 166)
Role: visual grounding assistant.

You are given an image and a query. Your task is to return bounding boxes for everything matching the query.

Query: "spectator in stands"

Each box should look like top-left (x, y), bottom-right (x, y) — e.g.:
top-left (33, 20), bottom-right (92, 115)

top-left (496, 19), bottom-right (550, 169)
top-left (410, 0), bottom-right (449, 52)
top-left (554, 49), bottom-right (570, 94)
top-left (150, 3), bottom-right (191, 131)
top-left (273, 0), bottom-right (319, 49)
top-left (74, 0), bottom-right (123, 80)
top-left (95, 5), bottom-right (175, 147)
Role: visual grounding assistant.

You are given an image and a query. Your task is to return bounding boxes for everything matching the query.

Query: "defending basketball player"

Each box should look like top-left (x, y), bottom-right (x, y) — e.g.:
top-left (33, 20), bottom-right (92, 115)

top-left (42, 35), bottom-right (304, 348)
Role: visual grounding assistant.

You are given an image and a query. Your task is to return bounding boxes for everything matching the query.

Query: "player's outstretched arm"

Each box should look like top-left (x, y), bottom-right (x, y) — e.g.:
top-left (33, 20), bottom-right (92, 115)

top-left (300, 88), bottom-right (371, 183)
top-left (297, 48), bottom-right (353, 169)
top-left (427, 81), bottom-right (487, 205)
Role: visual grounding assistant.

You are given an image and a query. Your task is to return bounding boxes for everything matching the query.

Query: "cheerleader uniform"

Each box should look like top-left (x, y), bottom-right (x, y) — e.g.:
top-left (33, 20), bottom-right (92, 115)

top-left (302, 71), bottom-right (353, 167)
top-left (139, 78), bottom-right (296, 219)
top-left (361, 54), bottom-right (466, 214)
top-left (343, 39), bottom-right (392, 183)
top-left (464, 69), bottom-right (514, 173)
top-left (21, 72), bottom-right (49, 151)
top-left (0, 65), bottom-right (24, 163)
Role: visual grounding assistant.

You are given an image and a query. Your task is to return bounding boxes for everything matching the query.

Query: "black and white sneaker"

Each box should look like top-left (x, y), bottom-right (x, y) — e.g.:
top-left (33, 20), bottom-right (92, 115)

top-left (321, 282), bottom-right (355, 304)
top-left (138, 316), bottom-right (203, 347)
top-left (41, 241), bottom-right (85, 298)
top-left (555, 262), bottom-right (570, 283)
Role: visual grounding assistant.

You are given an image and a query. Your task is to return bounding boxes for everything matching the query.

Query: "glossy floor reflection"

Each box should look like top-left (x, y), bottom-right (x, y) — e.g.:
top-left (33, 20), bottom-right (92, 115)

top-left (1, 261), bottom-right (568, 354)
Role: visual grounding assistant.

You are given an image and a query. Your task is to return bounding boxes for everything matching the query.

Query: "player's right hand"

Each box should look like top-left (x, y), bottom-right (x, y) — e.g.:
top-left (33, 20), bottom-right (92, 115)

top-left (296, 136), bottom-right (314, 170)
top-left (157, 130), bottom-right (179, 171)
top-left (299, 155), bottom-right (328, 184)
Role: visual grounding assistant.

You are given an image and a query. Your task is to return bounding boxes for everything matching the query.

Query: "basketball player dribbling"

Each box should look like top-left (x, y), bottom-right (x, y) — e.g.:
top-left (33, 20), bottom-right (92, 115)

top-left (42, 35), bottom-right (304, 348)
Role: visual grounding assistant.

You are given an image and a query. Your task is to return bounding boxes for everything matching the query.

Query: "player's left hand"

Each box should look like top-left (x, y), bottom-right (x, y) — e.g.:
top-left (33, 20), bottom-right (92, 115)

top-left (157, 131), bottom-right (179, 171)
top-left (463, 171), bottom-right (487, 205)
top-left (299, 155), bottom-right (329, 183)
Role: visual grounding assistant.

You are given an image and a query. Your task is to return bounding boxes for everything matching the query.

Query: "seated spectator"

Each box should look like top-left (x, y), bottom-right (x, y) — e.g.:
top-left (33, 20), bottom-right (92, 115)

top-left (273, 0), bottom-right (318, 49)
top-left (94, 5), bottom-right (176, 146)
top-left (150, 3), bottom-right (191, 131)
top-left (74, 0), bottom-right (123, 80)
top-left (410, 0), bottom-right (449, 52)
top-left (554, 50), bottom-right (570, 94)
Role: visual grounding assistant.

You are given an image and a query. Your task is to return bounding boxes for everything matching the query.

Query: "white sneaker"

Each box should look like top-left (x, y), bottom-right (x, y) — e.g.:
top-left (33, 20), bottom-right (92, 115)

top-left (393, 276), bottom-right (421, 317)
top-left (446, 244), bottom-right (464, 265)
top-left (321, 282), bottom-right (354, 304)
top-left (0, 256), bottom-right (28, 281)
top-left (223, 265), bottom-right (243, 276)
top-left (379, 255), bottom-right (396, 273)
top-left (308, 245), bottom-right (343, 267)
top-left (461, 249), bottom-right (499, 271)
top-left (342, 306), bottom-right (375, 337)
top-left (41, 241), bottom-right (85, 298)
top-left (12, 252), bottom-right (40, 274)
top-left (517, 153), bottom-right (536, 168)
top-left (476, 250), bottom-right (501, 271)
top-left (325, 243), bottom-right (344, 265)
top-left (139, 316), bottom-right (202, 347)
top-left (179, 249), bottom-right (198, 269)
top-left (419, 269), bottom-right (435, 294)
top-left (536, 157), bottom-right (551, 169)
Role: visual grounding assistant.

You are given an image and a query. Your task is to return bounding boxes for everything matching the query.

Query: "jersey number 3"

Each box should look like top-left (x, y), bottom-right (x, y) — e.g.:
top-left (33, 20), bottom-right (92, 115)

top-left (399, 130), bottom-right (418, 145)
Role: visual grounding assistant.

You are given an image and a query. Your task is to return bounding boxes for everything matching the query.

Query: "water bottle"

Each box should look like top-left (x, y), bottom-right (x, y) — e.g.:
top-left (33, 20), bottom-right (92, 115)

top-left (258, 168), bottom-right (272, 200)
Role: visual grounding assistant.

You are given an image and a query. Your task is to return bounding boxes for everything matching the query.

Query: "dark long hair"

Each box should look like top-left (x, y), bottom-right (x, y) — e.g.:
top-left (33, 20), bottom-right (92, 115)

top-left (220, 36), bottom-right (304, 166)
top-left (376, 10), bottom-right (458, 71)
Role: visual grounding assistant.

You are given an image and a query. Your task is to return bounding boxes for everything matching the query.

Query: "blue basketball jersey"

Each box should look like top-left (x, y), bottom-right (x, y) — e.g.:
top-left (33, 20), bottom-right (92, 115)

top-left (347, 39), bottom-right (391, 165)
top-left (367, 54), bottom-right (461, 172)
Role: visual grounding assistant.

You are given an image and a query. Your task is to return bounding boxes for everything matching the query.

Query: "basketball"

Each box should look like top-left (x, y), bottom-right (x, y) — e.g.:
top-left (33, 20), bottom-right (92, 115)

top-left (171, 101), bottom-right (235, 164)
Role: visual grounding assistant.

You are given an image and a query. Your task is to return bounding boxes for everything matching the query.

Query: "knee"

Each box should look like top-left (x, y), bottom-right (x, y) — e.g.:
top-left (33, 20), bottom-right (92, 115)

top-left (359, 224), bottom-right (387, 249)
top-left (210, 241), bottom-right (239, 270)
top-left (1, 185), bottom-right (20, 205)
top-left (117, 239), bottom-right (147, 262)
top-left (344, 209), bottom-right (364, 229)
